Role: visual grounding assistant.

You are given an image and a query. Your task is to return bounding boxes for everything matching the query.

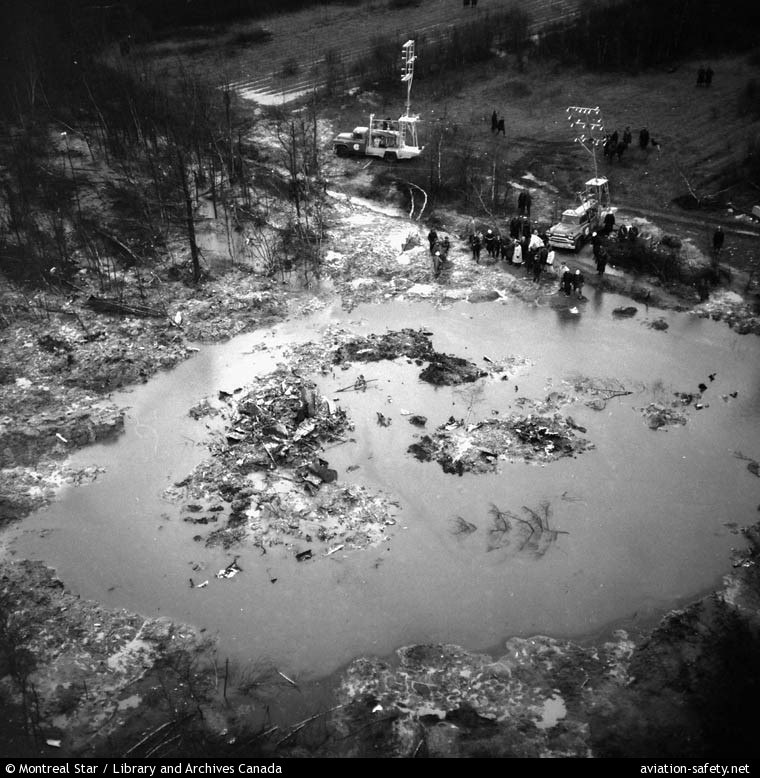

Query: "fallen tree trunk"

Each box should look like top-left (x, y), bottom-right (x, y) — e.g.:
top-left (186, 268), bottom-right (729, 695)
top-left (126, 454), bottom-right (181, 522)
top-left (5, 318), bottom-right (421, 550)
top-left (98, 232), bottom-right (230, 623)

top-left (86, 295), bottom-right (166, 318)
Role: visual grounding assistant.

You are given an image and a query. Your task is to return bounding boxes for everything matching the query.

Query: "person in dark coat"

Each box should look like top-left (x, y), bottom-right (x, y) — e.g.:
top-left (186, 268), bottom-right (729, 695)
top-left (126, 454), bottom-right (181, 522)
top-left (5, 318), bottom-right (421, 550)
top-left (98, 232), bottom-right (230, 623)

top-left (517, 190), bottom-right (527, 216)
top-left (639, 127), bottom-right (650, 150)
top-left (497, 117), bottom-right (505, 136)
top-left (509, 215), bottom-right (521, 239)
top-left (592, 231), bottom-right (602, 258)
top-left (491, 110), bottom-right (498, 133)
top-left (712, 226), bottom-right (724, 257)
top-left (470, 231), bottom-right (483, 263)
top-left (596, 247), bottom-right (608, 276)
top-left (603, 212), bottom-right (615, 234)
top-left (524, 190), bottom-right (532, 217)
top-left (484, 228), bottom-right (496, 258)
top-left (561, 266), bottom-right (574, 296)
top-left (622, 126), bottom-right (632, 146)
top-left (428, 228), bottom-right (438, 254)
top-left (534, 244), bottom-right (548, 283)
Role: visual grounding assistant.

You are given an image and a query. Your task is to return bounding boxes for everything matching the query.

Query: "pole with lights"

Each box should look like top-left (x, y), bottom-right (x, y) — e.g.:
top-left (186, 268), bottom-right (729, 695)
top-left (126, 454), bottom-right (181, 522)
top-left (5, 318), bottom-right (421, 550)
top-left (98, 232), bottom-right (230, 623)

top-left (566, 105), bottom-right (605, 180)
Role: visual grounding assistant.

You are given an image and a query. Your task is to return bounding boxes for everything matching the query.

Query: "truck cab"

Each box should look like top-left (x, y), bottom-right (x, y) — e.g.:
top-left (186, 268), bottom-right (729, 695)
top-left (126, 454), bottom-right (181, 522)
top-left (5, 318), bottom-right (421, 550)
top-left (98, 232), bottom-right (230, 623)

top-left (333, 114), bottom-right (422, 161)
top-left (547, 177), bottom-right (612, 251)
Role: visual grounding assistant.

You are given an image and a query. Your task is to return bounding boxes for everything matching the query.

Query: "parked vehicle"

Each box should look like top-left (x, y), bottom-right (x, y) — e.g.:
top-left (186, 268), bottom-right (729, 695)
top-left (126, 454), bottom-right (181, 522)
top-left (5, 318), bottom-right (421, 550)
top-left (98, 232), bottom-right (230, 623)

top-left (547, 177), bottom-right (613, 251)
top-left (332, 113), bottom-right (423, 161)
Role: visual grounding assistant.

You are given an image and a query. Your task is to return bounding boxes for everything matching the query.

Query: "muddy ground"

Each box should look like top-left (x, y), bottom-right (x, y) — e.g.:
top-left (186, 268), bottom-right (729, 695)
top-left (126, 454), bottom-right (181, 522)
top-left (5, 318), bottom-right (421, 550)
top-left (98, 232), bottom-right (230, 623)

top-left (2, 31), bottom-right (760, 757)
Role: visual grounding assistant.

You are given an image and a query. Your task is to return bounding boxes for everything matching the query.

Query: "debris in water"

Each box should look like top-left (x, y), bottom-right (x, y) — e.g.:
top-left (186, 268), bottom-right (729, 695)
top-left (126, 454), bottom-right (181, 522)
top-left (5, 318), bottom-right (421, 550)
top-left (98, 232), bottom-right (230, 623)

top-left (216, 557), bottom-right (242, 579)
top-left (295, 549), bottom-right (313, 561)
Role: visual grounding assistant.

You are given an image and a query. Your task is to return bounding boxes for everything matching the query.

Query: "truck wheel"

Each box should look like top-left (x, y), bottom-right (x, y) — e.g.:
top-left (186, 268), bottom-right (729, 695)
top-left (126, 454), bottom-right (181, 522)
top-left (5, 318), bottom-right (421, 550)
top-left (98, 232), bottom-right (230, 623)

top-left (384, 152), bottom-right (398, 163)
top-left (335, 145), bottom-right (348, 158)
top-left (573, 237), bottom-right (582, 252)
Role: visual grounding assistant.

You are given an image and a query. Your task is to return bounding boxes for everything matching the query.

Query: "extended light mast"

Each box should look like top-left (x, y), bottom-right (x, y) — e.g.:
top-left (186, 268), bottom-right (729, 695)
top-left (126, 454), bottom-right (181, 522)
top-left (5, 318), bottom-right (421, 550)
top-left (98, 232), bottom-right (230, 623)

top-left (401, 40), bottom-right (416, 116)
top-left (399, 40), bottom-right (421, 151)
top-left (566, 104), bottom-right (611, 212)
top-left (567, 105), bottom-right (604, 180)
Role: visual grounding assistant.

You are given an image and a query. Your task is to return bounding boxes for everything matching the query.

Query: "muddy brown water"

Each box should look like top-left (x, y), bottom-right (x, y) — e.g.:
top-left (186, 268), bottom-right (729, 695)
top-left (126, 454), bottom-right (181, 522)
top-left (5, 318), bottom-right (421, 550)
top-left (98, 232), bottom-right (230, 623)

top-left (7, 289), bottom-right (760, 689)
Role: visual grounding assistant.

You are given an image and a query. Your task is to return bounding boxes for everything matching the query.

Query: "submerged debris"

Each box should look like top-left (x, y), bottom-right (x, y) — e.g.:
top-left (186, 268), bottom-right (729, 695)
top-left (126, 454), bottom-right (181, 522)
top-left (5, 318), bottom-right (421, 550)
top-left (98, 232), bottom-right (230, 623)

top-left (734, 451), bottom-right (760, 477)
top-left (486, 501), bottom-right (567, 557)
top-left (641, 403), bottom-right (688, 430)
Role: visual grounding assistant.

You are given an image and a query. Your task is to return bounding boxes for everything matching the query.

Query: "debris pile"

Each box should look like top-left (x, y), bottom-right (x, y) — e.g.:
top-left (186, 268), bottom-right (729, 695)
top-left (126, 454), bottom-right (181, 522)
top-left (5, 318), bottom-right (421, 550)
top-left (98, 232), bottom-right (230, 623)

top-left (215, 367), bottom-right (350, 471)
top-left (332, 328), bottom-right (434, 364)
top-left (165, 367), bottom-right (401, 553)
top-left (408, 413), bottom-right (592, 474)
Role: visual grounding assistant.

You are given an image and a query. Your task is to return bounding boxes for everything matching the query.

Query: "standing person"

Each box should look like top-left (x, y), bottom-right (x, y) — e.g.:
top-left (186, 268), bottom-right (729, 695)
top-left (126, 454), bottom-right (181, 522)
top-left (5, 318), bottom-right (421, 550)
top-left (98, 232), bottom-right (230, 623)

top-left (705, 65), bottom-right (714, 86)
top-left (512, 239), bottom-right (523, 267)
top-left (428, 228), bottom-right (438, 254)
top-left (561, 264), bottom-right (574, 296)
top-left (517, 190), bottom-right (527, 216)
top-left (596, 246), bottom-right (608, 276)
top-left (639, 127), bottom-right (650, 150)
top-left (524, 190), bottom-right (532, 217)
top-left (528, 229), bottom-right (543, 270)
top-left (497, 117), bottom-right (506, 136)
top-left (484, 228), bottom-right (496, 258)
top-left (470, 231), bottom-right (483, 264)
top-left (509, 215), bottom-right (521, 239)
top-left (592, 230), bottom-right (602, 259)
top-left (712, 225), bottom-right (724, 258)
top-left (491, 110), bottom-right (498, 133)
top-left (572, 268), bottom-right (585, 299)
top-left (534, 243), bottom-right (548, 283)
top-left (432, 250), bottom-right (442, 278)
top-left (501, 236), bottom-right (514, 264)
top-left (623, 126), bottom-right (632, 146)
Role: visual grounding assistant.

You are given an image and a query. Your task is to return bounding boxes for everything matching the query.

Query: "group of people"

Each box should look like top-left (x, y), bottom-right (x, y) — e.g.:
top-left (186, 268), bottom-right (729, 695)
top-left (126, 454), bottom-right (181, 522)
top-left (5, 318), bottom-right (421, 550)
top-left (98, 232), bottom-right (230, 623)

top-left (697, 65), bottom-right (715, 87)
top-left (468, 225), bottom-right (560, 284)
top-left (559, 263), bottom-right (585, 298)
top-left (603, 125), bottom-right (660, 162)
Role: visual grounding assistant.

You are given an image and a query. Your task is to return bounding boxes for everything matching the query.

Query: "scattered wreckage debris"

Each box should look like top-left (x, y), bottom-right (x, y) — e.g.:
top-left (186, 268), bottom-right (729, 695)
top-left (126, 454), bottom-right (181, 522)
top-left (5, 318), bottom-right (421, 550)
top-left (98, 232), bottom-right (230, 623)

top-left (648, 318), bottom-right (669, 330)
top-left (212, 367), bottom-right (351, 471)
top-left (164, 367), bottom-right (401, 554)
top-left (408, 413), bottom-right (592, 474)
top-left (216, 557), bottom-right (243, 579)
